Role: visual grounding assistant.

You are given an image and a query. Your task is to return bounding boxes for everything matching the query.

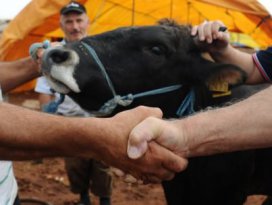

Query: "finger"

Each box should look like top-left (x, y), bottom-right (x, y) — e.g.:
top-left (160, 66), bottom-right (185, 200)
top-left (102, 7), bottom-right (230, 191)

top-left (127, 117), bottom-right (163, 159)
top-left (149, 142), bottom-right (188, 173)
top-left (216, 28), bottom-right (230, 43)
top-left (191, 25), bottom-right (198, 36)
top-left (110, 167), bottom-right (125, 177)
top-left (141, 175), bottom-right (163, 184)
top-left (36, 48), bottom-right (44, 60)
top-left (120, 106), bottom-right (162, 128)
top-left (136, 106), bottom-right (163, 119)
top-left (162, 154), bottom-right (188, 173)
top-left (211, 22), bottom-right (221, 39)
top-left (203, 22), bottom-right (213, 43)
top-left (211, 20), bottom-right (226, 39)
top-left (50, 41), bottom-right (63, 47)
top-left (197, 21), bottom-right (207, 41)
top-left (124, 174), bottom-right (138, 184)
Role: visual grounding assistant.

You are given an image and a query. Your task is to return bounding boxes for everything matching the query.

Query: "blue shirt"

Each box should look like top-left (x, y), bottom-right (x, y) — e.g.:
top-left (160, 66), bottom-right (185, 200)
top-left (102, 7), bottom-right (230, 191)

top-left (253, 47), bottom-right (272, 82)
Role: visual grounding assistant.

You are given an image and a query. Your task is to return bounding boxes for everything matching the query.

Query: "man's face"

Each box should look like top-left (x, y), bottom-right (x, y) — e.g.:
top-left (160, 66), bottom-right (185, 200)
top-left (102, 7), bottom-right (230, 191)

top-left (60, 12), bottom-right (89, 42)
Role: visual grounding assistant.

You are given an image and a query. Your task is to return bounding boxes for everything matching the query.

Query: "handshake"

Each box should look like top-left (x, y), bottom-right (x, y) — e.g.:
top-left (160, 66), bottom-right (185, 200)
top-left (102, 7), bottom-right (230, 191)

top-left (104, 106), bottom-right (190, 184)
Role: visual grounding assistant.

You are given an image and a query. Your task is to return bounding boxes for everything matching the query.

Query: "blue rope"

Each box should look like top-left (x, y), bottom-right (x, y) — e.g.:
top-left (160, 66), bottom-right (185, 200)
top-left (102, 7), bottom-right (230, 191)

top-left (42, 94), bottom-right (65, 114)
top-left (30, 40), bottom-right (196, 116)
top-left (176, 88), bottom-right (195, 117)
top-left (80, 41), bottom-right (196, 117)
top-left (81, 41), bottom-right (117, 97)
top-left (98, 85), bottom-right (182, 115)
top-left (29, 40), bottom-right (50, 60)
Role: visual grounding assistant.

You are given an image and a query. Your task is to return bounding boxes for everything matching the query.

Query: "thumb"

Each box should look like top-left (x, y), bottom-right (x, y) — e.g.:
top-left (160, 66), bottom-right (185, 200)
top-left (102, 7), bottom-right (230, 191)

top-left (191, 25), bottom-right (198, 36)
top-left (127, 117), bottom-right (162, 159)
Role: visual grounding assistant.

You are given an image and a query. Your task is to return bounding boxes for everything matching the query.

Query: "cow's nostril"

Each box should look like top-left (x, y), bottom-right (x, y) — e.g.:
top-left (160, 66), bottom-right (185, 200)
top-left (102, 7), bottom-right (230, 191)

top-left (50, 50), bottom-right (70, 64)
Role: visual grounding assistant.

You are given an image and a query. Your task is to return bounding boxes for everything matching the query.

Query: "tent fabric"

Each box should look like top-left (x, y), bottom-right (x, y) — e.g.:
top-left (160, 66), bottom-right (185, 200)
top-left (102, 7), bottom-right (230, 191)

top-left (0, 0), bottom-right (271, 91)
top-left (1, 0), bottom-right (271, 60)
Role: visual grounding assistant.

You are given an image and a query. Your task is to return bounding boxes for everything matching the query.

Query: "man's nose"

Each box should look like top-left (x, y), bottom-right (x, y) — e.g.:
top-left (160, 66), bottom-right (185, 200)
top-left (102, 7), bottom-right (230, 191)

top-left (71, 22), bottom-right (80, 31)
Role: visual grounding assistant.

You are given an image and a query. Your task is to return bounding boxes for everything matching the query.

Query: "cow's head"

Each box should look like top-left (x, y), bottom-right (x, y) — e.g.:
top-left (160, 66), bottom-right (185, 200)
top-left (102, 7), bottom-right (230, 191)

top-left (41, 19), bottom-right (246, 117)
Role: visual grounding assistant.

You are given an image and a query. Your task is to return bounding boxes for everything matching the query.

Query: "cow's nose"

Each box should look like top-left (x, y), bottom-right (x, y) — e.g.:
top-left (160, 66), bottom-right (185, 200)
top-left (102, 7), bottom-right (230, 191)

top-left (49, 49), bottom-right (70, 64)
top-left (41, 47), bottom-right (72, 73)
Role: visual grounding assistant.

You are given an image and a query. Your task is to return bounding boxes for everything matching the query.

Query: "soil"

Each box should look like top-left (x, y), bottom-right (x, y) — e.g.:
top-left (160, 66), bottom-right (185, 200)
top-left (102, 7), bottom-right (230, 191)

top-left (7, 91), bottom-right (268, 205)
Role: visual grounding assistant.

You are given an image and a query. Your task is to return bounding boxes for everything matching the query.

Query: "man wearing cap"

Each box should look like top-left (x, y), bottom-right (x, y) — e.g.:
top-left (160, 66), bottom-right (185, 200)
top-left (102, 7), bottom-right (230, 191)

top-left (34, 2), bottom-right (112, 205)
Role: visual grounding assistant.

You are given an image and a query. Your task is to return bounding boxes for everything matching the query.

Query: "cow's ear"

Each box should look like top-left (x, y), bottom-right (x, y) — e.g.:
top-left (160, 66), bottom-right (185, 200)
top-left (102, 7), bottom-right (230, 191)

top-left (206, 64), bottom-right (247, 90)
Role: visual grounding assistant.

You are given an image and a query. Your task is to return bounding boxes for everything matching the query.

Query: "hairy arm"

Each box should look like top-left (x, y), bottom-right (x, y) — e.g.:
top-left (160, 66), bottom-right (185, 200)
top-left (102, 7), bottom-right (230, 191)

top-left (128, 86), bottom-right (272, 160)
top-left (0, 104), bottom-right (186, 182)
top-left (0, 57), bottom-right (40, 93)
top-left (182, 85), bottom-right (272, 157)
top-left (0, 102), bottom-right (95, 160)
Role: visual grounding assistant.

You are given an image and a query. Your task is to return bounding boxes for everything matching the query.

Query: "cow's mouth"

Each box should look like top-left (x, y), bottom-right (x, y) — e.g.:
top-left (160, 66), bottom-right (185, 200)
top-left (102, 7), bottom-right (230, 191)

top-left (44, 74), bottom-right (71, 94)
top-left (41, 47), bottom-right (81, 94)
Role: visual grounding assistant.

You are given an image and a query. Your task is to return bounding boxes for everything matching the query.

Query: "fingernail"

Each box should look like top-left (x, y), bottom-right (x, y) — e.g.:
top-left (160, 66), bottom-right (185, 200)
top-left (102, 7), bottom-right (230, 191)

top-left (128, 146), bottom-right (142, 159)
top-left (199, 36), bottom-right (205, 41)
top-left (191, 30), bottom-right (196, 36)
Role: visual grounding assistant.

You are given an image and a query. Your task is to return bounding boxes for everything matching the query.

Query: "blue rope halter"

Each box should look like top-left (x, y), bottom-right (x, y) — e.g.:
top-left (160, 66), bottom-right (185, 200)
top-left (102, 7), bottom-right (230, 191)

top-left (80, 41), bottom-right (195, 117)
top-left (30, 40), bottom-right (195, 117)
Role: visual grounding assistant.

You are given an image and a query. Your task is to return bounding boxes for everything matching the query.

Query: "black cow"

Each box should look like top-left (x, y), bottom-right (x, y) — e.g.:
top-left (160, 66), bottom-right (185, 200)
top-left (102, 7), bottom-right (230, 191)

top-left (41, 19), bottom-right (272, 205)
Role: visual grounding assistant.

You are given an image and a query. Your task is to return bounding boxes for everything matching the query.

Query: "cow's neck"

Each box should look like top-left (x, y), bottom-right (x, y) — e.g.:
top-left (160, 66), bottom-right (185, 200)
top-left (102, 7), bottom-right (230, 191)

top-left (110, 85), bottom-right (195, 119)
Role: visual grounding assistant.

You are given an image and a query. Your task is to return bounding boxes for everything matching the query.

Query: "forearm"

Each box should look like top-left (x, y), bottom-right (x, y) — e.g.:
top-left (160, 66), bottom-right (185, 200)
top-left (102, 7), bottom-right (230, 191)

top-left (210, 45), bottom-right (263, 84)
top-left (0, 57), bottom-right (40, 93)
top-left (0, 102), bottom-right (102, 160)
top-left (181, 85), bottom-right (272, 157)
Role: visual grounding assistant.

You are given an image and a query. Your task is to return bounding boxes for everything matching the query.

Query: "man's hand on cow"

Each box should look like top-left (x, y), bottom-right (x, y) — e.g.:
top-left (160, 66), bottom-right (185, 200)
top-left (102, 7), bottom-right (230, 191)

top-left (191, 20), bottom-right (230, 53)
top-left (94, 106), bottom-right (187, 184)
top-left (29, 41), bottom-right (62, 69)
top-left (127, 117), bottom-right (190, 172)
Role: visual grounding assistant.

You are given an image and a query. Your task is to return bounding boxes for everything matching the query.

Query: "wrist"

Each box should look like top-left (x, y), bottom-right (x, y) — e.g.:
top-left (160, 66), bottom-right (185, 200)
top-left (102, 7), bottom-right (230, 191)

top-left (170, 119), bottom-right (192, 158)
top-left (180, 111), bottom-right (223, 158)
top-left (74, 117), bottom-right (121, 162)
top-left (209, 44), bottom-right (233, 62)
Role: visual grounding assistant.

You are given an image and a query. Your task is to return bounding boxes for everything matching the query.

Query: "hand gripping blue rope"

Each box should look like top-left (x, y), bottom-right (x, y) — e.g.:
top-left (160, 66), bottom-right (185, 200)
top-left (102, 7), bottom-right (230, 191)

top-left (29, 40), bottom-right (51, 60)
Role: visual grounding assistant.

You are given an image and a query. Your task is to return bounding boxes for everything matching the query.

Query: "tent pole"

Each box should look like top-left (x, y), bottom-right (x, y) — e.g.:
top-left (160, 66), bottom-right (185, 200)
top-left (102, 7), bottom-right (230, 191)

top-left (170, 0), bottom-right (173, 18)
top-left (250, 15), bottom-right (271, 35)
top-left (187, 0), bottom-right (191, 24)
top-left (132, 0), bottom-right (135, 26)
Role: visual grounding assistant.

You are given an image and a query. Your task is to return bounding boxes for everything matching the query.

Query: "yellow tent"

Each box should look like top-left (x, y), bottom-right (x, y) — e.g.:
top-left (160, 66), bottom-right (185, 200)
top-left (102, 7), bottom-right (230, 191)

top-left (0, 0), bottom-right (271, 91)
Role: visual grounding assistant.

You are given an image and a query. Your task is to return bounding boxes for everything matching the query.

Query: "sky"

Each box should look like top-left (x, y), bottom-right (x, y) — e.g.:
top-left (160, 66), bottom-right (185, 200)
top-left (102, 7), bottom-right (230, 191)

top-left (0, 0), bottom-right (31, 19)
top-left (258, 0), bottom-right (272, 14)
top-left (0, 0), bottom-right (271, 19)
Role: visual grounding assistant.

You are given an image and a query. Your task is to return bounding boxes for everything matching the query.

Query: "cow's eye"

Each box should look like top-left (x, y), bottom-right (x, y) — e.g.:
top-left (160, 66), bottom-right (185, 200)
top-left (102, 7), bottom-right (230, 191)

top-left (150, 46), bottom-right (164, 55)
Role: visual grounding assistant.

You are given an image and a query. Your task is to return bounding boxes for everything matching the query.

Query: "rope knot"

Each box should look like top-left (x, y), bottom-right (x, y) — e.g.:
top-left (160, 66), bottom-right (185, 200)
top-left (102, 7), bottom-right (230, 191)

top-left (116, 94), bottom-right (134, 106)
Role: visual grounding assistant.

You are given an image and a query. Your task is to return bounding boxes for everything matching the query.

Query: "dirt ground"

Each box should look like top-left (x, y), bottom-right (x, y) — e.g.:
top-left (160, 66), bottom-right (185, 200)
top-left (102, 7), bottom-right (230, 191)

top-left (14, 158), bottom-right (166, 205)
top-left (7, 91), bottom-right (268, 205)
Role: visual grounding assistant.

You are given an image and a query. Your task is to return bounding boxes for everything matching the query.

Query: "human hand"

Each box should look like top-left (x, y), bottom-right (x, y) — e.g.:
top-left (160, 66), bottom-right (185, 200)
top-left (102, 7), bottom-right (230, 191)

top-left (127, 117), bottom-right (189, 170)
top-left (191, 20), bottom-right (230, 53)
top-left (94, 106), bottom-right (187, 184)
top-left (29, 41), bottom-right (62, 68)
top-left (111, 167), bottom-right (142, 184)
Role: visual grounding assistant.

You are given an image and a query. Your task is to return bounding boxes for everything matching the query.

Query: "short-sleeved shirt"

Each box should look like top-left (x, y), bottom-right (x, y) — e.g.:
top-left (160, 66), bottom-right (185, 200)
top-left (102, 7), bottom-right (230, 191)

top-left (253, 47), bottom-right (272, 82)
top-left (0, 87), bottom-right (18, 205)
